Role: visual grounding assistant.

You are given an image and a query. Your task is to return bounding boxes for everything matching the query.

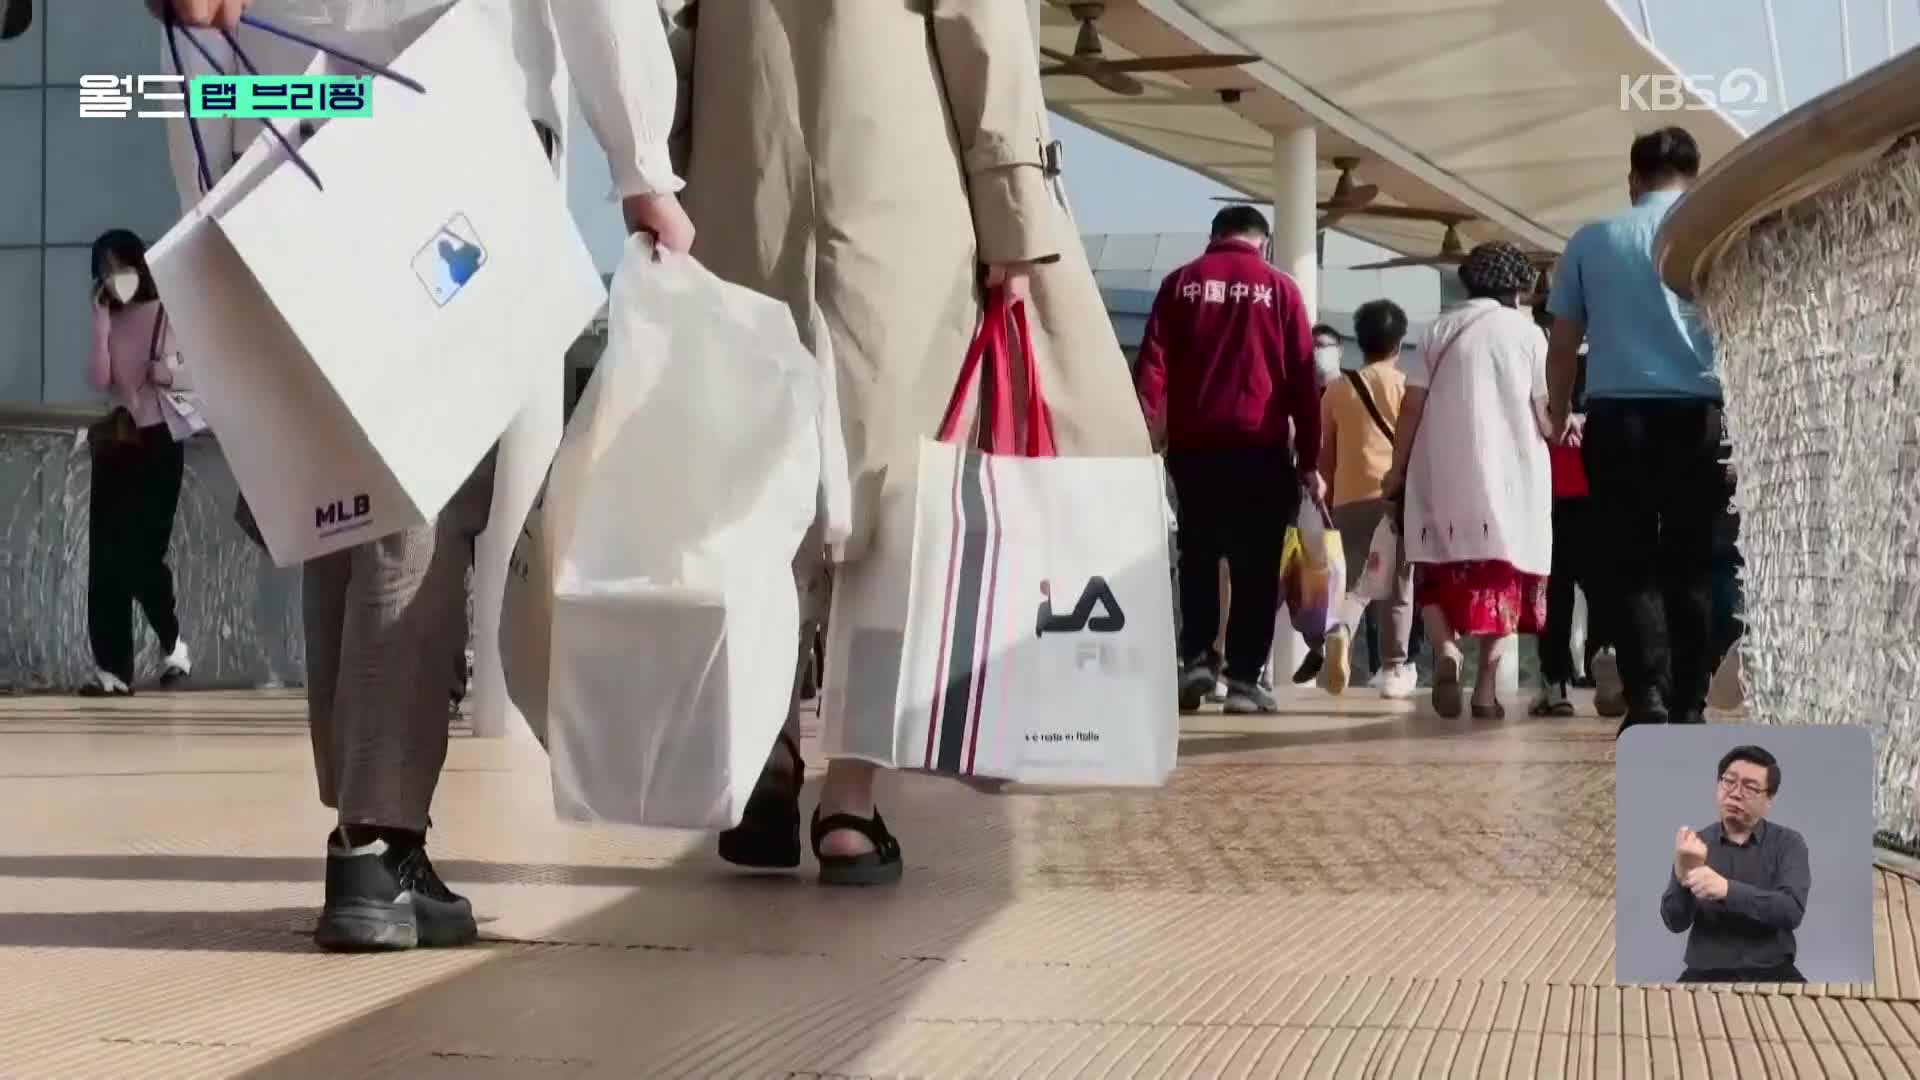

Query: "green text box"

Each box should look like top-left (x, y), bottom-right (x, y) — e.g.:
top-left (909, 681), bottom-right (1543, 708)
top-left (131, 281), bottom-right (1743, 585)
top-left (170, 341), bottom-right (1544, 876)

top-left (188, 75), bottom-right (372, 118)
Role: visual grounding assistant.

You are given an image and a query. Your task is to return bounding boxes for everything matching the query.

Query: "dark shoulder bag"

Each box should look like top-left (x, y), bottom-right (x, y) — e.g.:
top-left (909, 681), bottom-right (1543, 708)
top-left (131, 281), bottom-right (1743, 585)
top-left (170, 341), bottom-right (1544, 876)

top-left (88, 312), bottom-right (167, 457)
top-left (1342, 368), bottom-right (1395, 442)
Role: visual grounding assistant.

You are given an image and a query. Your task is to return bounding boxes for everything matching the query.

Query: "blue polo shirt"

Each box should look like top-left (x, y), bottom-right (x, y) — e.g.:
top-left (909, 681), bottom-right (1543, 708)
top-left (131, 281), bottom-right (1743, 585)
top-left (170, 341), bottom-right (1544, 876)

top-left (1548, 189), bottom-right (1719, 402)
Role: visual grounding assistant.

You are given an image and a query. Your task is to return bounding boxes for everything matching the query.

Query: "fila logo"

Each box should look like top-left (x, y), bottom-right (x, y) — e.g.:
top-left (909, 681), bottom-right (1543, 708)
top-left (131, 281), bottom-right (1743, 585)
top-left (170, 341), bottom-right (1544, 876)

top-left (1036, 577), bottom-right (1125, 636)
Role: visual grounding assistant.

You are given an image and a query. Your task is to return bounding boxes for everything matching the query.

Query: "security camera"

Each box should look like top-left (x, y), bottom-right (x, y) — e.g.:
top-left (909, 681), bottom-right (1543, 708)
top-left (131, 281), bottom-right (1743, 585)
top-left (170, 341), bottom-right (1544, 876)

top-left (1218, 88), bottom-right (1244, 104)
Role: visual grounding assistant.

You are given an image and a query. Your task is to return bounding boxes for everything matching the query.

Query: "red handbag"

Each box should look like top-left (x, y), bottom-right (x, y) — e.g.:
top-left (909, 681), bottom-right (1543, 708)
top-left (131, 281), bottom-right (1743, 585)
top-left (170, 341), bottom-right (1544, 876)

top-left (1549, 442), bottom-right (1589, 500)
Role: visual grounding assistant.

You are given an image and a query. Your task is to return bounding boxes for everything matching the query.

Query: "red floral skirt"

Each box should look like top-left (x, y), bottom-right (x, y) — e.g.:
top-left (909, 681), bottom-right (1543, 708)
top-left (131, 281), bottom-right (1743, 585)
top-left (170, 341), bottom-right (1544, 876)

top-left (1416, 560), bottom-right (1548, 637)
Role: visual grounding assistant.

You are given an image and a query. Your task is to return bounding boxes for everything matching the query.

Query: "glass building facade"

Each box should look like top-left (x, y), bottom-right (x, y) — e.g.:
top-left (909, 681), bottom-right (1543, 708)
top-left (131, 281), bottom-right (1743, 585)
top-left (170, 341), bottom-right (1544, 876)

top-left (1, 2), bottom-right (184, 410)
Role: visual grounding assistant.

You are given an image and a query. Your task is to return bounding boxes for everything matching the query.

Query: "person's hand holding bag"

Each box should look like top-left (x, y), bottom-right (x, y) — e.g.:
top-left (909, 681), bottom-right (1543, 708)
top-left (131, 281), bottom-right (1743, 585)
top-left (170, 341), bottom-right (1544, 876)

top-left (984, 262), bottom-right (1034, 303)
top-left (624, 193), bottom-right (696, 256)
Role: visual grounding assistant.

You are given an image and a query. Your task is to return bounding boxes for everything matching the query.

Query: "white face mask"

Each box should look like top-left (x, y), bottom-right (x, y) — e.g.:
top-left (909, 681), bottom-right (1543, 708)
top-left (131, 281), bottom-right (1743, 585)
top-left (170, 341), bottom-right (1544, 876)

top-left (106, 269), bottom-right (141, 304)
top-left (1314, 345), bottom-right (1343, 377)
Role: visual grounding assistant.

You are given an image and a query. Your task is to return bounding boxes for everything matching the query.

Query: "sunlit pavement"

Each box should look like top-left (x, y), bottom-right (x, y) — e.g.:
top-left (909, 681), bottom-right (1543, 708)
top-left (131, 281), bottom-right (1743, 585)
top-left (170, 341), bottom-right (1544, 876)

top-left (3, 690), bottom-right (1919, 1078)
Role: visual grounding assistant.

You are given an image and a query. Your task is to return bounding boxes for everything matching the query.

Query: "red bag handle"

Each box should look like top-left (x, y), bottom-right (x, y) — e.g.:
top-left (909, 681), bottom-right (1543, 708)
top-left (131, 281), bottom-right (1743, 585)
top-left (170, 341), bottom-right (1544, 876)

top-left (937, 288), bottom-right (1057, 457)
top-left (1009, 300), bottom-right (1057, 457)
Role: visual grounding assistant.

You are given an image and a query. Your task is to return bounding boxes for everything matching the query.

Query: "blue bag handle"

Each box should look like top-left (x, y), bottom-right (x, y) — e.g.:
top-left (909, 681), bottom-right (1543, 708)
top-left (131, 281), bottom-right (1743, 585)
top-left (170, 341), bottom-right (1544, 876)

top-left (162, 8), bottom-right (426, 194)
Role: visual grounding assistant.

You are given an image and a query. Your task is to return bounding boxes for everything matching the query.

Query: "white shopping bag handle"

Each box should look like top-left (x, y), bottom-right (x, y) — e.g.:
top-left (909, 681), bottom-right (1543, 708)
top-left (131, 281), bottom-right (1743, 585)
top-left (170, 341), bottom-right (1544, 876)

top-left (164, 9), bottom-right (427, 194)
top-left (1301, 485), bottom-right (1335, 530)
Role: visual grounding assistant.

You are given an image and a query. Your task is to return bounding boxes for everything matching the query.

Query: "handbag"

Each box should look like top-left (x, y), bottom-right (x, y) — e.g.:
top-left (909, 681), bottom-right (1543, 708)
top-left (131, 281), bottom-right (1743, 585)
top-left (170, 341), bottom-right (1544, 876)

top-left (149, 308), bottom-right (209, 442)
top-left (88, 312), bottom-right (169, 455)
top-left (818, 288), bottom-right (1178, 787)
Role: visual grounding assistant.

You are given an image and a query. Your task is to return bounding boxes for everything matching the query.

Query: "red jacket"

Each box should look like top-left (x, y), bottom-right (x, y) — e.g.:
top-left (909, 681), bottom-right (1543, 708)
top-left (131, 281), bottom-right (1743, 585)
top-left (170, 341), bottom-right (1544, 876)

top-left (1133, 239), bottom-right (1319, 469)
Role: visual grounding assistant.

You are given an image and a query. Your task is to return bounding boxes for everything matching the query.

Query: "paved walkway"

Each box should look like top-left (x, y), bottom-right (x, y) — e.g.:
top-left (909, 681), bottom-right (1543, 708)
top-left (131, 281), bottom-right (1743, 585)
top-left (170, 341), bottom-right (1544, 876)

top-left (3, 691), bottom-right (1919, 1078)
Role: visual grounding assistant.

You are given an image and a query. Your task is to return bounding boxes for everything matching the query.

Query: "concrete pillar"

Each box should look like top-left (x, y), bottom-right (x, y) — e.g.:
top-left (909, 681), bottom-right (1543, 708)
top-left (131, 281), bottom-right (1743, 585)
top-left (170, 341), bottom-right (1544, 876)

top-left (1267, 125), bottom-right (1317, 682)
top-left (1270, 125), bottom-right (1318, 320)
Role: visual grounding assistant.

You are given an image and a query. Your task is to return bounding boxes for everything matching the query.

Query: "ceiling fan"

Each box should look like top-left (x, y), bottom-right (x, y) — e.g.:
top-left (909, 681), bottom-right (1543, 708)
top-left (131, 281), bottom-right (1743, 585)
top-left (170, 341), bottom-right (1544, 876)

top-left (1348, 225), bottom-right (1558, 273)
top-left (1348, 223), bottom-right (1471, 271)
top-left (1041, 2), bottom-right (1259, 97)
top-left (1214, 158), bottom-right (1402, 228)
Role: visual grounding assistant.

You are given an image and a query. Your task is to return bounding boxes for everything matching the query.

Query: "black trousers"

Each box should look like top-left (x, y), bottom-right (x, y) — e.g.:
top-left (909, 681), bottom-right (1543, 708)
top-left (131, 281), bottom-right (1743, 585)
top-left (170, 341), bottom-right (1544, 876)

top-left (1679, 961), bottom-right (1804, 983)
top-left (1581, 400), bottom-right (1731, 718)
top-left (1167, 447), bottom-right (1298, 683)
top-left (88, 422), bottom-right (185, 683)
top-left (1541, 497), bottom-right (1612, 684)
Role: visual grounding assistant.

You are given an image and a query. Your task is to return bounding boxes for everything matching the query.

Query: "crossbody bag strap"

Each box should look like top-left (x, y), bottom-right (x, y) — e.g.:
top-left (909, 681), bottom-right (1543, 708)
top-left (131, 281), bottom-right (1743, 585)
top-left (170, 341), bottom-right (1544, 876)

top-left (1343, 369), bottom-right (1394, 442)
top-left (148, 305), bottom-right (168, 367)
top-left (1393, 307), bottom-right (1502, 527)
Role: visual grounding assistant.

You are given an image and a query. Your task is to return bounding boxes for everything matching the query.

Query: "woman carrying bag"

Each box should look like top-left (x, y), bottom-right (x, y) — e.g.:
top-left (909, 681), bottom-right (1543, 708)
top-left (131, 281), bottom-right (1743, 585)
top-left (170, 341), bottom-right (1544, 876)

top-left (670, 0), bottom-right (1152, 884)
top-left (1383, 243), bottom-right (1553, 719)
top-left (82, 228), bottom-right (193, 696)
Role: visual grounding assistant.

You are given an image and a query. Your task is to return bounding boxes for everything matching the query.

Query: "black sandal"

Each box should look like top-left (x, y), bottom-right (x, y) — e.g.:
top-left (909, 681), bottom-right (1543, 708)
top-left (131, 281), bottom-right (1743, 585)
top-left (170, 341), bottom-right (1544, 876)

top-left (717, 732), bottom-right (803, 870)
top-left (811, 807), bottom-right (903, 887)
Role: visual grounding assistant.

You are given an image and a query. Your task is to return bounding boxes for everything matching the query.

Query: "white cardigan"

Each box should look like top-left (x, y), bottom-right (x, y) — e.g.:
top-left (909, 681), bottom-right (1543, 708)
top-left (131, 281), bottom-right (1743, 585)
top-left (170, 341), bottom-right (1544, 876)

top-left (163, 0), bottom-right (681, 205)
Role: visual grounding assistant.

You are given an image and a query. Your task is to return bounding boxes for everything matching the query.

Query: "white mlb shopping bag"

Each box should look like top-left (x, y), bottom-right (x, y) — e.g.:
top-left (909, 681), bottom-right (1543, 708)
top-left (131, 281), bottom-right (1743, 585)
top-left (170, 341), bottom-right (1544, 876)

top-left (146, 2), bottom-right (605, 566)
top-left (820, 296), bottom-right (1179, 787)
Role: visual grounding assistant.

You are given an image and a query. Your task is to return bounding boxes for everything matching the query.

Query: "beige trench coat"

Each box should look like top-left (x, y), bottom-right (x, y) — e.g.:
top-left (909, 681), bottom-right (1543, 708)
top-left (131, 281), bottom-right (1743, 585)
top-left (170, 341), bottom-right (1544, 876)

top-left (666, 0), bottom-right (1152, 563)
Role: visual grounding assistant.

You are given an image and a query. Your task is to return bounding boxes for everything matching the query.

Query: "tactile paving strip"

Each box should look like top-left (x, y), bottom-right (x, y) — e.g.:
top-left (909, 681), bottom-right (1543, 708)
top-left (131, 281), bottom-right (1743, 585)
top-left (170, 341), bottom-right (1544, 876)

top-left (1, 692), bottom-right (1918, 1077)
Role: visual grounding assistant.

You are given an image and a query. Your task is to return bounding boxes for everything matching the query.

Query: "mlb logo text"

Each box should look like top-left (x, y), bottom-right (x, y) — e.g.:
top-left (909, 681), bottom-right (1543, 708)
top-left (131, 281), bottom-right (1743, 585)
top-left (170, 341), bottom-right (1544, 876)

top-left (316, 494), bottom-right (372, 536)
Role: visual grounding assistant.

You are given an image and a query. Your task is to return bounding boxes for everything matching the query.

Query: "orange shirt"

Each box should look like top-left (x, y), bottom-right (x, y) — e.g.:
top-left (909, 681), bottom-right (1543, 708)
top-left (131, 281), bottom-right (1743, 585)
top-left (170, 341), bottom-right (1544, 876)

top-left (1319, 363), bottom-right (1406, 507)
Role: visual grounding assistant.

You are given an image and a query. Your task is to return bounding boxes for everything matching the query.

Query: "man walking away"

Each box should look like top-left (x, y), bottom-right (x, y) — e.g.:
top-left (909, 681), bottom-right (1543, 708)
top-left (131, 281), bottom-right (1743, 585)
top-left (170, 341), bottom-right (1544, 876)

top-left (1136, 206), bottom-right (1323, 715)
top-left (1545, 126), bottom-right (1725, 735)
top-left (1531, 299), bottom-right (1616, 717)
top-left (1319, 299), bottom-right (1417, 699)
top-left (1662, 745), bottom-right (1809, 983)
top-left (1282, 322), bottom-right (1349, 689)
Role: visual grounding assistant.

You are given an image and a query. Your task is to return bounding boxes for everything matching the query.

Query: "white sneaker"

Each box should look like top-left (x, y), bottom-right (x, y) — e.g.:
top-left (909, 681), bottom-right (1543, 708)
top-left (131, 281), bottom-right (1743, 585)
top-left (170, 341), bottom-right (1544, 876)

top-left (1223, 679), bottom-right (1280, 715)
top-left (1377, 664), bottom-right (1418, 700)
top-left (79, 670), bottom-right (131, 697)
top-left (160, 640), bottom-right (192, 686)
top-left (1323, 627), bottom-right (1352, 695)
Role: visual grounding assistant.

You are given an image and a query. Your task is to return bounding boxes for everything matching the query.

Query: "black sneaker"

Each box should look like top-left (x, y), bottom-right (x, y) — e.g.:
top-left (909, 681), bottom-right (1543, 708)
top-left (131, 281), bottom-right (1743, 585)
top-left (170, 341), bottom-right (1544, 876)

top-left (1616, 708), bottom-right (1671, 740)
top-left (1178, 658), bottom-right (1217, 712)
top-left (314, 831), bottom-right (477, 952)
top-left (1291, 650), bottom-right (1324, 686)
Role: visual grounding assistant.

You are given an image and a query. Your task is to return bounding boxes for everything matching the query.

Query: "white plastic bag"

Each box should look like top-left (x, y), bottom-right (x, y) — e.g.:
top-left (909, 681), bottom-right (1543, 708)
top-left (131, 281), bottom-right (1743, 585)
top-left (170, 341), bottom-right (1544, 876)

top-left (514, 236), bottom-right (840, 830)
top-left (1352, 517), bottom-right (1400, 602)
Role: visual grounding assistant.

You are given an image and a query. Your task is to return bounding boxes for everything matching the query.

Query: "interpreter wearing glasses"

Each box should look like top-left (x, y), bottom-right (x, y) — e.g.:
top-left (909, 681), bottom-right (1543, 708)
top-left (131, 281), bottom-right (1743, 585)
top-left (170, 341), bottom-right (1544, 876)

top-left (1660, 744), bottom-right (1811, 982)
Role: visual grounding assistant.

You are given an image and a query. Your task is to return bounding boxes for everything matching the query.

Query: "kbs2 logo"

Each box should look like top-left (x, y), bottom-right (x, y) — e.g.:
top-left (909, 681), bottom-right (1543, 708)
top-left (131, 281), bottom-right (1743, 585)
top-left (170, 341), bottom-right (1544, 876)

top-left (1036, 577), bottom-right (1125, 636)
top-left (315, 493), bottom-right (372, 532)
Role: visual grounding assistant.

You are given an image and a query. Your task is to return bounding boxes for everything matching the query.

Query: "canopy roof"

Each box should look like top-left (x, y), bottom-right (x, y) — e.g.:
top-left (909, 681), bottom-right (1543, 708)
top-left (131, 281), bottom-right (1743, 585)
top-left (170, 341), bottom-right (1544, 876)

top-left (1040, 0), bottom-right (1748, 262)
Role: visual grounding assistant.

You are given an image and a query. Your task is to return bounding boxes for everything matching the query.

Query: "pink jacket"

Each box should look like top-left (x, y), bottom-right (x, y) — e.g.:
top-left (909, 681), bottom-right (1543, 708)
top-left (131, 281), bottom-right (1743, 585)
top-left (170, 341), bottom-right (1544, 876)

top-left (87, 300), bottom-right (176, 430)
